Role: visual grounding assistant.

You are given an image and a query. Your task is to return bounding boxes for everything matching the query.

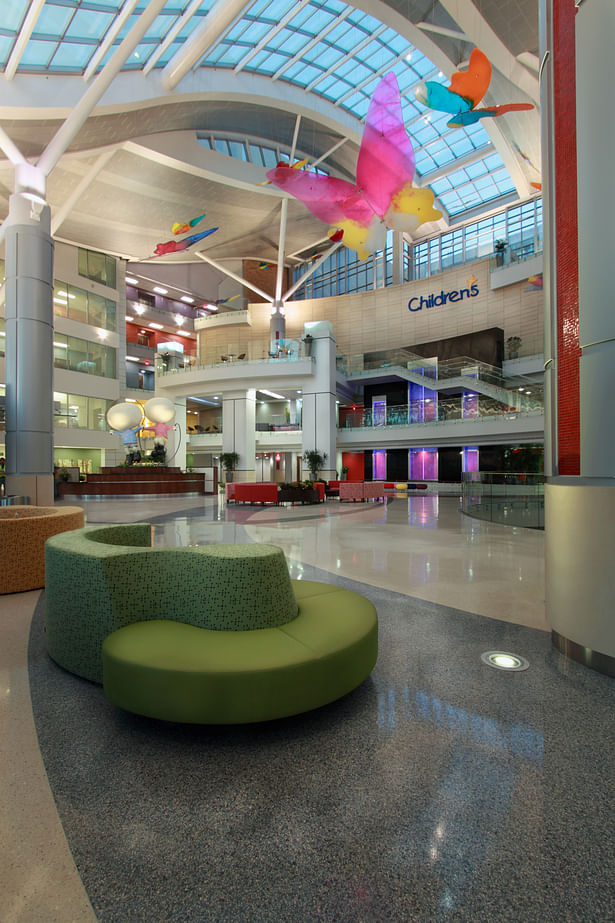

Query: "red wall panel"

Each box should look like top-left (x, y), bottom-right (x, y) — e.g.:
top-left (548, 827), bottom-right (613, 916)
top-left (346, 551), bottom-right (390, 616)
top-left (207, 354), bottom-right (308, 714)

top-left (553, 0), bottom-right (581, 474)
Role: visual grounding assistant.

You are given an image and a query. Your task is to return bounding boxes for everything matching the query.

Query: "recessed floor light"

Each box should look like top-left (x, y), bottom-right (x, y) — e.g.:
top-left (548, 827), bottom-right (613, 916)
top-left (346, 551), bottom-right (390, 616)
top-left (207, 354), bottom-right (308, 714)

top-left (481, 651), bottom-right (529, 672)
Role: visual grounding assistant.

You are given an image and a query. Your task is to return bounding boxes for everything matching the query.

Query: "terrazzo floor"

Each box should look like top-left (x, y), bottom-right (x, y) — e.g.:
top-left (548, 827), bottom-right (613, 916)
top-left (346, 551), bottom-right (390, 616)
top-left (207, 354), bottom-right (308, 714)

top-left (3, 494), bottom-right (615, 921)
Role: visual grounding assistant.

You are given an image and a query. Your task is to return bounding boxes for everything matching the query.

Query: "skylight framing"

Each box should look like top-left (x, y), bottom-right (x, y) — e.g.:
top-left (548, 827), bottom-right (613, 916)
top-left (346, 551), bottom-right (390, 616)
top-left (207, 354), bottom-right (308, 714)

top-left (0, 0), bottom-right (525, 226)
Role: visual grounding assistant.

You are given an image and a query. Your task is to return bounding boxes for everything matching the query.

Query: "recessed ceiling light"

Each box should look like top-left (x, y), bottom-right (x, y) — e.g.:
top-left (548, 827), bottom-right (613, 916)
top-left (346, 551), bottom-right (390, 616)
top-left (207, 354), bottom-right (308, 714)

top-left (149, 322), bottom-right (164, 330)
top-left (153, 286), bottom-right (168, 295)
top-left (125, 355), bottom-right (140, 361)
top-left (134, 305), bottom-right (146, 316)
top-left (181, 295), bottom-right (194, 303)
top-left (174, 314), bottom-right (185, 326)
top-left (260, 389), bottom-right (285, 399)
top-left (481, 651), bottom-right (529, 672)
top-left (126, 276), bottom-right (139, 285)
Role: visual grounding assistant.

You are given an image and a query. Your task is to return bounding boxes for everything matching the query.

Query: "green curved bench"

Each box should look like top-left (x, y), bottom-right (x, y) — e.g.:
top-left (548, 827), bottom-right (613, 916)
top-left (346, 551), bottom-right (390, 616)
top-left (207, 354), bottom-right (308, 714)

top-left (45, 525), bottom-right (297, 683)
top-left (102, 581), bottom-right (377, 724)
top-left (44, 525), bottom-right (378, 723)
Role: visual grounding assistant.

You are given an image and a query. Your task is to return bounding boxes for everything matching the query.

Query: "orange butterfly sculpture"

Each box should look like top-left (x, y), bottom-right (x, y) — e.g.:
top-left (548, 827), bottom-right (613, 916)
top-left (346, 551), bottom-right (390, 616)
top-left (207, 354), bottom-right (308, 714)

top-left (415, 49), bottom-right (534, 127)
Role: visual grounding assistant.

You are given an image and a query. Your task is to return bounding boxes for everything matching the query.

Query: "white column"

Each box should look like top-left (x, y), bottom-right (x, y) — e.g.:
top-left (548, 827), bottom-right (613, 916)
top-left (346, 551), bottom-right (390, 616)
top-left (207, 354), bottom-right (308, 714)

top-left (576, 0), bottom-right (615, 478)
top-left (391, 230), bottom-right (404, 286)
top-left (222, 389), bottom-right (256, 482)
top-left (4, 176), bottom-right (55, 505)
top-left (301, 321), bottom-right (337, 480)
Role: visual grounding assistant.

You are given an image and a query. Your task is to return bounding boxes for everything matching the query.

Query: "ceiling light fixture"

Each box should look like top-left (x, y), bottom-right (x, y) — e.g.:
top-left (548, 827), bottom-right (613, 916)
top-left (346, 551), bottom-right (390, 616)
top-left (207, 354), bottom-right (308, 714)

top-left (133, 305), bottom-right (146, 316)
top-left (125, 355), bottom-right (140, 361)
top-left (174, 314), bottom-right (185, 326)
top-left (125, 276), bottom-right (139, 285)
top-left (181, 295), bottom-right (194, 304)
top-left (481, 651), bottom-right (529, 672)
top-left (149, 322), bottom-right (164, 330)
top-left (153, 286), bottom-right (168, 295)
top-left (260, 389), bottom-right (286, 400)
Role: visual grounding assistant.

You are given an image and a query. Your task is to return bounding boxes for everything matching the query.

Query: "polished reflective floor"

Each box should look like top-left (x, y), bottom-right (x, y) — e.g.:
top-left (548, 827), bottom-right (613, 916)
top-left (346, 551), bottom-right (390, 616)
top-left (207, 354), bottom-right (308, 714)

top-left (3, 494), bottom-right (614, 922)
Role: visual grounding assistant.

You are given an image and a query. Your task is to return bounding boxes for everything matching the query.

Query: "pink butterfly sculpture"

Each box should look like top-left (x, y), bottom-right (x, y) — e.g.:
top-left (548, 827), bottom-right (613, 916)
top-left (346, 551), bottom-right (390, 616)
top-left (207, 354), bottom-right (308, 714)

top-left (267, 73), bottom-right (441, 260)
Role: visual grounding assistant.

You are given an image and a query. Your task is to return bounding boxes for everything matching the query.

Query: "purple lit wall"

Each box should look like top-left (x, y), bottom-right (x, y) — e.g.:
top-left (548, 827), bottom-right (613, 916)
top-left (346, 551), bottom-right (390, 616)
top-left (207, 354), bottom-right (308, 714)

top-left (462, 392), bottom-right (478, 418)
top-left (409, 448), bottom-right (438, 480)
top-left (462, 447), bottom-right (479, 473)
top-left (373, 449), bottom-right (386, 479)
top-left (408, 381), bottom-right (437, 422)
top-left (372, 399), bottom-right (386, 426)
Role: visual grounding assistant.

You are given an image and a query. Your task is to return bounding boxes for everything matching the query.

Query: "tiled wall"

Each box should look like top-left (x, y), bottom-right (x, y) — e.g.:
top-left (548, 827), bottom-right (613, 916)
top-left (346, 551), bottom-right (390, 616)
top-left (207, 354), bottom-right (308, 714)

top-left (199, 258), bottom-right (543, 360)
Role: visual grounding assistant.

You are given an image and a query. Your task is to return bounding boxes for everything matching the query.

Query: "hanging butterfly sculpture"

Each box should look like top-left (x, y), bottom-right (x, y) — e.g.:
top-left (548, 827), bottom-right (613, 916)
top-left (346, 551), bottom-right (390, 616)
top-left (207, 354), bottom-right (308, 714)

top-left (171, 213), bottom-right (207, 235)
top-left (415, 48), bottom-right (534, 128)
top-left (153, 226), bottom-right (218, 257)
top-left (266, 72), bottom-right (442, 261)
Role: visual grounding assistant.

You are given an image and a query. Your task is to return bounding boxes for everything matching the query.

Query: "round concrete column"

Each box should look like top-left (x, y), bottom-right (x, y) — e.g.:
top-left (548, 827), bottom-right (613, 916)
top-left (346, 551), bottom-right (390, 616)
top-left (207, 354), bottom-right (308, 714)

top-left (4, 190), bottom-right (54, 505)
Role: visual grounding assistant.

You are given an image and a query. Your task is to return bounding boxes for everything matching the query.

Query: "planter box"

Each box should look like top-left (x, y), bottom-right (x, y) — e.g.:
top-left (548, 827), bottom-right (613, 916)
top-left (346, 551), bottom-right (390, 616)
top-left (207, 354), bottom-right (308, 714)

top-left (278, 487), bottom-right (319, 504)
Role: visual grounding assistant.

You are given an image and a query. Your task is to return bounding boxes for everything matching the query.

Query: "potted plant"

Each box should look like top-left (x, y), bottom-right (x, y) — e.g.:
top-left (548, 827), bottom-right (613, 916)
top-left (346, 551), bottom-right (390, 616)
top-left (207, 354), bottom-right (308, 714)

top-left (341, 465), bottom-right (349, 481)
top-left (278, 481), bottom-right (319, 505)
top-left (220, 451), bottom-right (240, 482)
top-left (506, 335), bottom-right (522, 359)
top-left (494, 239), bottom-right (508, 267)
top-left (302, 333), bottom-right (313, 357)
top-left (302, 449), bottom-right (327, 480)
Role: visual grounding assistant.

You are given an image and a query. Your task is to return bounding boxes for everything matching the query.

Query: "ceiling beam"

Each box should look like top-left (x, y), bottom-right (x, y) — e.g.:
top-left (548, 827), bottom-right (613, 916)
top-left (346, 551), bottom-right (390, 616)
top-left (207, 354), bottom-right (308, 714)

top-left (143, 0), bottom-right (202, 77)
top-left (0, 125), bottom-right (26, 166)
top-left (5, 0), bottom-right (45, 81)
top-left (37, 0), bottom-right (167, 178)
top-left (83, 0), bottom-right (140, 82)
top-left (271, 8), bottom-right (352, 81)
top-left (417, 143), bottom-right (495, 185)
top-left (305, 24), bottom-right (387, 93)
top-left (50, 148), bottom-right (118, 235)
top-left (162, 0), bottom-right (249, 91)
top-left (283, 240), bottom-right (343, 300)
top-left (416, 21), bottom-right (468, 41)
top-left (196, 251), bottom-right (274, 304)
top-left (234, 0), bottom-right (312, 74)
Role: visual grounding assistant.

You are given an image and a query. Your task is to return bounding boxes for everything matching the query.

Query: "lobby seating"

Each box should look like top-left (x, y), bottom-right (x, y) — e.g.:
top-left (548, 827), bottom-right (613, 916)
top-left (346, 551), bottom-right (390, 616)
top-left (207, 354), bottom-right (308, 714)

top-left (45, 525), bottom-right (298, 683)
top-left (102, 580), bottom-right (378, 724)
top-left (0, 505), bottom-right (84, 594)
top-left (339, 482), bottom-right (386, 502)
top-left (226, 482), bottom-right (279, 504)
top-left (44, 524), bottom-right (378, 724)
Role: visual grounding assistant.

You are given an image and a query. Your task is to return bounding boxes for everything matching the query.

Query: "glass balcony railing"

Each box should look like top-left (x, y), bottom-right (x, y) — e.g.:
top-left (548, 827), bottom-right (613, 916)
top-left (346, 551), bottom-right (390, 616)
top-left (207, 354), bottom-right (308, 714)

top-left (339, 398), bottom-right (543, 430)
top-left (490, 244), bottom-right (542, 271)
top-left (461, 471), bottom-right (545, 529)
top-left (157, 338), bottom-right (313, 376)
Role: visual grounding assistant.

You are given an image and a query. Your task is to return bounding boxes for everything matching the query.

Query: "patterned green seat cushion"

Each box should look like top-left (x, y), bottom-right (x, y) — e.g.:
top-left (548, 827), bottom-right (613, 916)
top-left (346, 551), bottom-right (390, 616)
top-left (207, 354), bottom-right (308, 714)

top-left (45, 525), bottom-right (297, 683)
top-left (102, 582), bottom-right (378, 724)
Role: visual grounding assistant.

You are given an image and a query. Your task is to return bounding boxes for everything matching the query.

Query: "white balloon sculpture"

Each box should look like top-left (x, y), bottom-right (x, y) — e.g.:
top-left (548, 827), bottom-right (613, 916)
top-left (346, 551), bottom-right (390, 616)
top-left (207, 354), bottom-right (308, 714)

top-left (106, 401), bottom-right (143, 430)
top-left (144, 397), bottom-right (175, 424)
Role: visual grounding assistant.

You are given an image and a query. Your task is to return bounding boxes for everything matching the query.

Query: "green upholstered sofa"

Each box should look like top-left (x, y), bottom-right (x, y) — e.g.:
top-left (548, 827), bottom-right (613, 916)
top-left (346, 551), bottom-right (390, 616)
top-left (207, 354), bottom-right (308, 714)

top-left (45, 524), bottom-right (378, 723)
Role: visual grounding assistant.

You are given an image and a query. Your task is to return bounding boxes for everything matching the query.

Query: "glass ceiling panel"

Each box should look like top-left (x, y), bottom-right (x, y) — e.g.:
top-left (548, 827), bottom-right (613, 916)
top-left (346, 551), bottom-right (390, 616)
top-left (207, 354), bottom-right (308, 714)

top-left (0, 37), bottom-right (14, 67)
top-left (2, 0), bottom-right (28, 32)
top-left (0, 0), bottom-right (522, 224)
